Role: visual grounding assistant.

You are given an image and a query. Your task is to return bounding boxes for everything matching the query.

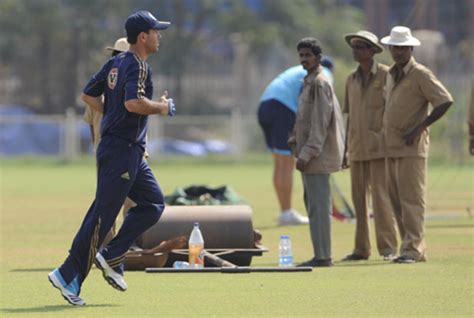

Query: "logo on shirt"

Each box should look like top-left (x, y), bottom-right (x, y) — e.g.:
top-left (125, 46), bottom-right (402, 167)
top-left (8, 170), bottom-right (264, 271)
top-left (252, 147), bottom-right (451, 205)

top-left (108, 68), bottom-right (118, 90)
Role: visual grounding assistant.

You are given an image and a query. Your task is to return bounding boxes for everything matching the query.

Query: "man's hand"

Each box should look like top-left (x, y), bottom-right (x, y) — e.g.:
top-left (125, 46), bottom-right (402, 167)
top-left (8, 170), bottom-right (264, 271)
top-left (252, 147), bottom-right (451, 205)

top-left (125, 91), bottom-right (173, 116)
top-left (403, 124), bottom-right (426, 146)
top-left (342, 155), bottom-right (349, 169)
top-left (159, 91), bottom-right (176, 117)
top-left (296, 158), bottom-right (308, 171)
top-left (167, 98), bottom-right (176, 117)
top-left (403, 102), bottom-right (451, 146)
top-left (287, 137), bottom-right (297, 156)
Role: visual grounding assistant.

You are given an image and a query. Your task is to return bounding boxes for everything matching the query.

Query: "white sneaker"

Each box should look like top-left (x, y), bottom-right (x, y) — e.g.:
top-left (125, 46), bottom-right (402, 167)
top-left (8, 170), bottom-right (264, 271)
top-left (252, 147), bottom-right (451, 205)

top-left (278, 209), bottom-right (309, 226)
top-left (48, 269), bottom-right (86, 306)
top-left (95, 253), bottom-right (128, 291)
top-left (383, 254), bottom-right (397, 261)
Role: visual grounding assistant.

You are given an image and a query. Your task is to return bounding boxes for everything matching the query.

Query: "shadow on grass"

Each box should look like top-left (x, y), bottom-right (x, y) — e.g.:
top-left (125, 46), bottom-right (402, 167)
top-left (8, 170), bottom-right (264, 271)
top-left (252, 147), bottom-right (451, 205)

top-left (333, 261), bottom-right (394, 267)
top-left (254, 225), bottom-right (280, 230)
top-left (1, 304), bottom-right (117, 314)
top-left (426, 223), bottom-right (473, 229)
top-left (254, 261), bottom-right (394, 267)
top-left (10, 268), bottom-right (53, 272)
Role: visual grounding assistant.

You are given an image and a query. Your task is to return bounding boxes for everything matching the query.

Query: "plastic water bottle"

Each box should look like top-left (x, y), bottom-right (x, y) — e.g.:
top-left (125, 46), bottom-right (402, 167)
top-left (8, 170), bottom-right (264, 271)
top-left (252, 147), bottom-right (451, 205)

top-left (188, 222), bottom-right (205, 268)
top-left (173, 261), bottom-right (189, 269)
top-left (279, 235), bottom-right (293, 267)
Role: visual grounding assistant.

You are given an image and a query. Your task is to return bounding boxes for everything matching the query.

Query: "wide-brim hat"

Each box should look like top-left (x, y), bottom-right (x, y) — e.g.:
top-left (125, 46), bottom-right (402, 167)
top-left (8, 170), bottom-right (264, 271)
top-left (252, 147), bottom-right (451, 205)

top-left (381, 26), bottom-right (420, 46)
top-left (344, 30), bottom-right (384, 53)
top-left (106, 37), bottom-right (129, 52)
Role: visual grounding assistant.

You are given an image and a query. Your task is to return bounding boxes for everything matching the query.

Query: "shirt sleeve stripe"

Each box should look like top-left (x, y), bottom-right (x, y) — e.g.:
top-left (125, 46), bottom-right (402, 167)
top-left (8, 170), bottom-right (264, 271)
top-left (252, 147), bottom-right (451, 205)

top-left (133, 55), bottom-right (147, 99)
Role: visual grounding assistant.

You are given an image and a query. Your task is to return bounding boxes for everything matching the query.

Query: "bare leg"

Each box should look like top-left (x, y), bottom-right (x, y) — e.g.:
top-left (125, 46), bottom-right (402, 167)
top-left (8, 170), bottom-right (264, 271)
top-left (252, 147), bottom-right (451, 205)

top-left (273, 153), bottom-right (295, 212)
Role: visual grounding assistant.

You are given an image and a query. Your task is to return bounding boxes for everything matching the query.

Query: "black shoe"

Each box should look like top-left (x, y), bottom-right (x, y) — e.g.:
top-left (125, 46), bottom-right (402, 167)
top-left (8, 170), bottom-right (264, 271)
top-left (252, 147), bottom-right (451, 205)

top-left (297, 258), bottom-right (333, 267)
top-left (392, 255), bottom-right (416, 264)
top-left (341, 253), bottom-right (369, 261)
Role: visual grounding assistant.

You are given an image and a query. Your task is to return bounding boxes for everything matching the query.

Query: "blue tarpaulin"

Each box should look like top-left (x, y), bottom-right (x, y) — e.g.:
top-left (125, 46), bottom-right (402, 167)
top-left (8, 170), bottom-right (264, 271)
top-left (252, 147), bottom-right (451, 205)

top-left (1, 105), bottom-right (62, 155)
top-left (1, 105), bottom-right (232, 156)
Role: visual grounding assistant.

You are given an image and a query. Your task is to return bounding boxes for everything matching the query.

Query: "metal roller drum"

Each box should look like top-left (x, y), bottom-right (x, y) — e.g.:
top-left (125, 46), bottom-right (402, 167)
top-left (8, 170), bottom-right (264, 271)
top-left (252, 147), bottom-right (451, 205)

top-left (139, 205), bottom-right (254, 249)
top-left (136, 205), bottom-right (265, 266)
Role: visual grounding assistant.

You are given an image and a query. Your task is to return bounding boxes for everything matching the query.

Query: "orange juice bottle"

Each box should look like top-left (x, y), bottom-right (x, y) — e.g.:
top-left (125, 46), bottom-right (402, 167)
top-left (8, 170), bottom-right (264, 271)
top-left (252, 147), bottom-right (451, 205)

top-left (188, 222), bottom-right (205, 268)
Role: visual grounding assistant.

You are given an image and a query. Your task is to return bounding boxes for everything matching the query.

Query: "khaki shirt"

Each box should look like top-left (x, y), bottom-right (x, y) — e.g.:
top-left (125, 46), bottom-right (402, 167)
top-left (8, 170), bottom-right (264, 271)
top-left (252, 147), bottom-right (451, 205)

top-left (83, 105), bottom-right (103, 148)
top-left (343, 62), bottom-right (388, 161)
top-left (383, 57), bottom-right (453, 158)
top-left (289, 66), bottom-right (345, 173)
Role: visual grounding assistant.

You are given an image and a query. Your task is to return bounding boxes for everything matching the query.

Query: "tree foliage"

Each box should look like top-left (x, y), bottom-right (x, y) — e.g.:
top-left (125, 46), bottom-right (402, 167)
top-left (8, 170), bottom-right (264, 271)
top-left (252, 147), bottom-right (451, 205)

top-left (0, 0), bottom-right (365, 114)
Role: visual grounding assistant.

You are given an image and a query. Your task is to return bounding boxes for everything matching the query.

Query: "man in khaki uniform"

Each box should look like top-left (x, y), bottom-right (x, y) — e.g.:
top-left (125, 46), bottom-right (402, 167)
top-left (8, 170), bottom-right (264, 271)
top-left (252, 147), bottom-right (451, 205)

top-left (288, 38), bottom-right (345, 267)
top-left (341, 31), bottom-right (398, 262)
top-left (381, 26), bottom-right (453, 263)
top-left (83, 37), bottom-right (137, 245)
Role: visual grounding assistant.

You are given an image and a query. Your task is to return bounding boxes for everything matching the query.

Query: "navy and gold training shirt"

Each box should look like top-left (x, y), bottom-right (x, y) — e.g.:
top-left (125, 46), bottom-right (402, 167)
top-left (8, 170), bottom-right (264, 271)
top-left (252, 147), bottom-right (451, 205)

top-left (83, 51), bottom-right (153, 148)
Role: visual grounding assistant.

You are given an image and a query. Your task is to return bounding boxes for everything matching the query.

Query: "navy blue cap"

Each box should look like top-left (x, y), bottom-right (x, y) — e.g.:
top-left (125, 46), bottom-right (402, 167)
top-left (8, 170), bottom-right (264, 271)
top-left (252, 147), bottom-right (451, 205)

top-left (321, 55), bottom-right (334, 70)
top-left (125, 11), bottom-right (170, 38)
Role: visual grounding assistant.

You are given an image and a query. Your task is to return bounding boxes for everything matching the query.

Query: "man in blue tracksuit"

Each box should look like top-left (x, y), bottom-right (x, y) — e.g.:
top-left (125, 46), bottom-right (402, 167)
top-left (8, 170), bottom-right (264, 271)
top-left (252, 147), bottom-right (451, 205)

top-left (48, 11), bottom-right (176, 306)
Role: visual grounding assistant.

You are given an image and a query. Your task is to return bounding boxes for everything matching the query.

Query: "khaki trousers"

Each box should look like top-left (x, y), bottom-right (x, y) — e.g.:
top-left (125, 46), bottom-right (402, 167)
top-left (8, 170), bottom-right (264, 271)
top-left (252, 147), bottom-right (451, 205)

top-left (350, 159), bottom-right (398, 257)
top-left (386, 157), bottom-right (427, 261)
top-left (101, 197), bottom-right (137, 247)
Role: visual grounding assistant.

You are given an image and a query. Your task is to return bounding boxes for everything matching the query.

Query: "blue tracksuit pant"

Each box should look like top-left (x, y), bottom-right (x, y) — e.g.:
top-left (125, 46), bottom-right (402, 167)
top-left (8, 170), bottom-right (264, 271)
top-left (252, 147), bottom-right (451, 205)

top-left (58, 136), bottom-right (164, 291)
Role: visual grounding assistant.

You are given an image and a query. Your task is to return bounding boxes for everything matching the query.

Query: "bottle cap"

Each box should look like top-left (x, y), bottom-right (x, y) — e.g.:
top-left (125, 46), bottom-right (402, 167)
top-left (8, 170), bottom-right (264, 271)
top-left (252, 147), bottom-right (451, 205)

top-left (280, 235), bottom-right (290, 239)
top-left (194, 222), bottom-right (199, 227)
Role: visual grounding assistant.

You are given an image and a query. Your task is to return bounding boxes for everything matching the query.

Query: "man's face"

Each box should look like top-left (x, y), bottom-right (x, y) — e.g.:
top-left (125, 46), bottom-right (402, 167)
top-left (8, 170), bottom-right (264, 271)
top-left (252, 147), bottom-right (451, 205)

top-left (350, 39), bottom-right (374, 63)
top-left (389, 45), bottom-right (412, 66)
top-left (298, 47), bottom-right (320, 72)
top-left (144, 29), bottom-right (161, 53)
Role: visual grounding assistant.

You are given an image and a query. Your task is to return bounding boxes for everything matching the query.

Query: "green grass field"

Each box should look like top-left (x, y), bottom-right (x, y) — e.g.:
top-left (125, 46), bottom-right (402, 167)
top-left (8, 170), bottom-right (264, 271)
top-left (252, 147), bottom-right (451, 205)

top-left (0, 156), bottom-right (473, 317)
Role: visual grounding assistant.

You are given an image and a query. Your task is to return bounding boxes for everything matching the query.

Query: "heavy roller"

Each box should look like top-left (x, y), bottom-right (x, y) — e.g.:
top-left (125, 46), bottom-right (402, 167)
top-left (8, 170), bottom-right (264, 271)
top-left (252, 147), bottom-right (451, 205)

top-left (129, 205), bottom-right (267, 269)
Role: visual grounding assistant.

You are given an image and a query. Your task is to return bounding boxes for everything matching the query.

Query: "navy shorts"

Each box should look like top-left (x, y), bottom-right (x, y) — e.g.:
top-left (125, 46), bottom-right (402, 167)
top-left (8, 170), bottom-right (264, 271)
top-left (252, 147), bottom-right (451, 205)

top-left (257, 99), bottom-right (295, 155)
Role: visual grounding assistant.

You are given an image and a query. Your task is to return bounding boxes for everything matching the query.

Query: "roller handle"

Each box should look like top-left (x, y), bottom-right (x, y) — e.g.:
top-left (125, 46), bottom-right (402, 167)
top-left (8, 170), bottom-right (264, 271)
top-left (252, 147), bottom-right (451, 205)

top-left (203, 250), bottom-right (237, 268)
